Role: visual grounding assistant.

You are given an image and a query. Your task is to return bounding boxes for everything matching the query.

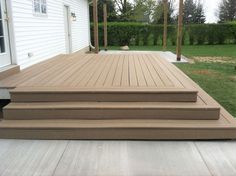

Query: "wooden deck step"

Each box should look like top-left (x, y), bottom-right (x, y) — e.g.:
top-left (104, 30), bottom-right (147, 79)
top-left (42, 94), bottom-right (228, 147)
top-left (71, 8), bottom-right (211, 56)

top-left (10, 87), bottom-right (198, 102)
top-left (0, 115), bottom-right (235, 139)
top-left (0, 65), bottom-right (20, 81)
top-left (3, 101), bottom-right (220, 120)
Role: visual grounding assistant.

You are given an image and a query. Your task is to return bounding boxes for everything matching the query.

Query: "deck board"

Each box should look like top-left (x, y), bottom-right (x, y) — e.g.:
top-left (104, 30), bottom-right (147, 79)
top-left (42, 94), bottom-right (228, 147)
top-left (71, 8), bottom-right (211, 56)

top-left (121, 55), bottom-right (129, 86)
top-left (113, 55), bottom-right (124, 86)
top-left (139, 54), bottom-right (156, 87)
top-left (0, 53), bottom-right (192, 90)
top-left (134, 55), bottom-right (147, 86)
top-left (104, 55), bottom-right (119, 87)
top-left (95, 55), bottom-right (114, 87)
top-left (129, 55), bottom-right (138, 86)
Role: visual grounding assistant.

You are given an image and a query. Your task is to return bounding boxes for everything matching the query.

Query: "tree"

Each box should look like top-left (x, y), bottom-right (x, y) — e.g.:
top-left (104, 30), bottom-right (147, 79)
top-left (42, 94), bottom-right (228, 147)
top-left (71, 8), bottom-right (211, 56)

top-left (132, 0), bottom-right (155, 23)
top-left (218, 0), bottom-right (236, 22)
top-left (114, 0), bottom-right (134, 21)
top-left (152, 0), bottom-right (176, 24)
top-left (194, 1), bottom-right (206, 23)
top-left (183, 0), bottom-right (205, 24)
top-left (89, 0), bottom-right (118, 22)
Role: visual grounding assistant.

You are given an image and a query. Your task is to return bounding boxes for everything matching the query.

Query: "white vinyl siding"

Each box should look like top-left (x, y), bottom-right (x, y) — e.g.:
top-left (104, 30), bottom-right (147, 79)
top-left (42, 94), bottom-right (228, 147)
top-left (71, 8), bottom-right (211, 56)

top-left (10, 0), bottom-right (90, 69)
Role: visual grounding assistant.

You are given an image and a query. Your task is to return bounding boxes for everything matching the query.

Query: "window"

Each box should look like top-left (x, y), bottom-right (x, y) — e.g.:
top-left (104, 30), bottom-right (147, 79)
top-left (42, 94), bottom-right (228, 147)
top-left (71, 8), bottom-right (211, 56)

top-left (33, 0), bottom-right (47, 15)
top-left (0, 2), bottom-right (6, 53)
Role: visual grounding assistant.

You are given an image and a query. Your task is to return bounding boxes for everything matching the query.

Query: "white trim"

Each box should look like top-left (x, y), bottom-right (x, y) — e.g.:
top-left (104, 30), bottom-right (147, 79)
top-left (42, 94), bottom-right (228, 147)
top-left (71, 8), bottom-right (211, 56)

top-left (63, 4), bottom-right (72, 54)
top-left (33, 12), bottom-right (48, 18)
top-left (5, 0), bottom-right (17, 65)
top-left (0, 53), bottom-right (7, 56)
top-left (87, 1), bottom-right (91, 48)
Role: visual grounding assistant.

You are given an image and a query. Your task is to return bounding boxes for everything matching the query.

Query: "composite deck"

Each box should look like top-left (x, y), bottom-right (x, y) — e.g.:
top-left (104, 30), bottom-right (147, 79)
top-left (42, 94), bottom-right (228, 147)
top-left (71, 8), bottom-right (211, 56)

top-left (0, 53), bottom-right (194, 89)
top-left (0, 52), bottom-right (235, 139)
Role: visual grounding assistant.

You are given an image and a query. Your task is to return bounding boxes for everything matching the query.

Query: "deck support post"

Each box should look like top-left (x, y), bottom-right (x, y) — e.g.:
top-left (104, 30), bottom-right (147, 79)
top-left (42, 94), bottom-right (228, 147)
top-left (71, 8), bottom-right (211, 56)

top-left (163, 0), bottom-right (168, 51)
top-left (93, 0), bottom-right (99, 53)
top-left (103, 3), bottom-right (108, 51)
top-left (176, 0), bottom-right (183, 61)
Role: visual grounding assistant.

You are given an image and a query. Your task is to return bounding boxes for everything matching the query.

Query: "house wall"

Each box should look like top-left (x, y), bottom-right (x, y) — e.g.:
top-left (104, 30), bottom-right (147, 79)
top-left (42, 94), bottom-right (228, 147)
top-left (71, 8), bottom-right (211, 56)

top-left (9, 0), bottom-right (90, 69)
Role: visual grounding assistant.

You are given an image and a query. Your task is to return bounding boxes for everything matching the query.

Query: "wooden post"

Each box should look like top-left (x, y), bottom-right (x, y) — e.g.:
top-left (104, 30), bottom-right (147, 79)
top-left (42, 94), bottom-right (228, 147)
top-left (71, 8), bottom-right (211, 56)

top-left (163, 0), bottom-right (168, 51)
top-left (93, 0), bottom-right (99, 53)
top-left (103, 3), bottom-right (108, 51)
top-left (176, 0), bottom-right (184, 61)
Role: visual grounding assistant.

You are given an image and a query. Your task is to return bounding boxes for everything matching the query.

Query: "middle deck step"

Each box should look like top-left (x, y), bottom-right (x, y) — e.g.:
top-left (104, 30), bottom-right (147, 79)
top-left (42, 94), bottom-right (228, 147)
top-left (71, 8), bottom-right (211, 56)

top-left (10, 87), bottom-right (198, 102)
top-left (3, 102), bottom-right (220, 120)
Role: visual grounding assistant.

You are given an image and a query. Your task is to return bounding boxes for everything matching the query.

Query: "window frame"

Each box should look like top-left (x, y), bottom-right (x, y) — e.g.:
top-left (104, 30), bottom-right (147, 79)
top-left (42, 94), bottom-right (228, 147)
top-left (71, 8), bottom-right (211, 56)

top-left (33, 0), bottom-right (48, 17)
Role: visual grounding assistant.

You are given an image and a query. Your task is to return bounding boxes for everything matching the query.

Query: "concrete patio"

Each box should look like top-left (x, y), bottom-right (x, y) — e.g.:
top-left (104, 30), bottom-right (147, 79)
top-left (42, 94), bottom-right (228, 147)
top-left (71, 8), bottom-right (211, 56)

top-left (0, 139), bottom-right (235, 176)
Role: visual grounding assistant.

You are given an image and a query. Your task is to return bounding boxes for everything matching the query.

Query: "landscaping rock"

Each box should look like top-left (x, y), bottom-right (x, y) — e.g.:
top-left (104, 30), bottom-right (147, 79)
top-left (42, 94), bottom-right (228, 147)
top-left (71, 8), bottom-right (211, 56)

top-left (120, 45), bottom-right (129, 51)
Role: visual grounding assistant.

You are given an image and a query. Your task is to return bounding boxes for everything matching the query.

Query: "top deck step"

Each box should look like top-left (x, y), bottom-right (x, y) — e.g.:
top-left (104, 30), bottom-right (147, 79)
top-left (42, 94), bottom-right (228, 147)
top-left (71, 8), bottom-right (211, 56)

top-left (10, 87), bottom-right (198, 102)
top-left (0, 65), bottom-right (20, 81)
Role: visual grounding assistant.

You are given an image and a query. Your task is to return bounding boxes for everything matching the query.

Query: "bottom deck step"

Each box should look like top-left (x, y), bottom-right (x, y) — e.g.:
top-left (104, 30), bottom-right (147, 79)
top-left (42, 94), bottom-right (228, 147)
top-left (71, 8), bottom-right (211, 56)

top-left (0, 115), bottom-right (236, 139)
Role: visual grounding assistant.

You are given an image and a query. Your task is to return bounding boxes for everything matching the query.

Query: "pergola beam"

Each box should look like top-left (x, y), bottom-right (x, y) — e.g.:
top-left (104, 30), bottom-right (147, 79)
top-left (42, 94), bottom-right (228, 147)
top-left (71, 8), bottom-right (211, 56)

top-left (163, 0), bottom-right (168, 51)
top-left (176, 0), bottom-right (184, 61)
top-left (103, 3), bottom-right (108, 51)
top-left (93, 0), bottom-right (99, 53)
top-left (92, 0), bottom-right (184, 57)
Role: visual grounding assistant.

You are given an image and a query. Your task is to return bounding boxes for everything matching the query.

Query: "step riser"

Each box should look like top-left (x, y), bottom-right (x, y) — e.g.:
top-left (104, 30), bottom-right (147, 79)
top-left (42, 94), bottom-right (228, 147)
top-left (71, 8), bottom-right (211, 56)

top-left (3, 108), bottom-right (220, 120)
top-left (10, 93), bottom-right (197, 102)
top-left (0, 128), bottom-right (235, 140)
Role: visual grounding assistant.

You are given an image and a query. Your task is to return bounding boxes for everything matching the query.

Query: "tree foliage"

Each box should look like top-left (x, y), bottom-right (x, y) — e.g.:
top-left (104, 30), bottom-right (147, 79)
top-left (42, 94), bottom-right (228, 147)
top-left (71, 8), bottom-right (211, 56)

top-left (183, 0), bottom-right (206, 24)
top-left (152, 0), bottom-right (176, 24)
top-left (113, 0), bottom-right (134, 21)
top-left (90, 0), bottom-right (208, 24)
top-left (218, 0), bottom-right (236, 23)
top-left (89, 0), bottom-right (118, 22)
top-left (132, 0), bottom-right (155, 23)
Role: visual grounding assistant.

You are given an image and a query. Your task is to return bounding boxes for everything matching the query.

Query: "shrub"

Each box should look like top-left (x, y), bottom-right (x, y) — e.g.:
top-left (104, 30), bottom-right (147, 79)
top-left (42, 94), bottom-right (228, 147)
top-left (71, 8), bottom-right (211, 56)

top-left (91, 22), bottom-right (236, 46)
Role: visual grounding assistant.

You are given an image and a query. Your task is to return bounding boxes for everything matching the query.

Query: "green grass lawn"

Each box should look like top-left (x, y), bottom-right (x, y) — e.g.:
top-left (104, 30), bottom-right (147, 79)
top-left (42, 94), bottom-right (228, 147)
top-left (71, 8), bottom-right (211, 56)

top-left (105, 44), bottom-right (236, 58)
top-left (176, 62), bottom-right (236, 117)
top-left (104, 44), bottom-right (236, 117)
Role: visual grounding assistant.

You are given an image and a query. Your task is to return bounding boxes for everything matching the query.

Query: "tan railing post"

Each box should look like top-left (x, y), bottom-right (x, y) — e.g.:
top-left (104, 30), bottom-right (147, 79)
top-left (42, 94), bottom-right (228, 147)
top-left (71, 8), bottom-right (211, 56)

top-left (176, 0), bottom-right (183, 61)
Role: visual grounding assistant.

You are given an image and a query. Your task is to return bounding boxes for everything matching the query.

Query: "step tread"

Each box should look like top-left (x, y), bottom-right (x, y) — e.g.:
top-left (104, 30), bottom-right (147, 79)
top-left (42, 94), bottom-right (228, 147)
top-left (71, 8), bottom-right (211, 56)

top-left (1, 117), bottom-right (235, 140)
top-left (4, 101), bottom-right (220, 110)
top-left (0, 114), bottom-right (235, 129)
top-left (0, 65), bottom-right (20, 81)
top-left (0, 65), bottom-right (19, 72)
top-left (10, 87), bottom-right (198, 103)
top-left (10, 87), bottom-right (197, 94)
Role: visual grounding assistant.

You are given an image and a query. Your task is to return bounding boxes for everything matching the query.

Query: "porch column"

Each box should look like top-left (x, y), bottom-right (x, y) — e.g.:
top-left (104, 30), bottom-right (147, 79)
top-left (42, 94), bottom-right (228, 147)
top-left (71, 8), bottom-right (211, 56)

top-left (93, 0), bottom-right (99, 53)
top-left (163, 0), bottom-right (168, 51)
top-left (176, 0), bottom-right (184, 61)
top-left (103, 3), bottom-right (108, 51)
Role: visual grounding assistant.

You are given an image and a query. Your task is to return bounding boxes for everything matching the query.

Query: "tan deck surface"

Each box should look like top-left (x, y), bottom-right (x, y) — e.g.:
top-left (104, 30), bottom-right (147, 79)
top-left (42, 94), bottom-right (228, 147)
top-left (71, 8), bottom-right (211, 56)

top-left (0, 52), bottom-right (235, 139)
top-left (0, 53), bottom-right (194, 90)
